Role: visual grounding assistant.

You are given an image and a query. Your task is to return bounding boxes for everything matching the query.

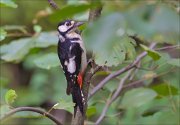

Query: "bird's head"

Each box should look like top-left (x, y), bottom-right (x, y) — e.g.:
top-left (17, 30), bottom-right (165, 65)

top-left (57, 20), bottom-right (84, 36)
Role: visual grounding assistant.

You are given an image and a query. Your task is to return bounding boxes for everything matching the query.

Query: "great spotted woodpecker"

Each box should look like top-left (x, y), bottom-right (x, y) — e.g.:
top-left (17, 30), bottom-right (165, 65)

top-left (57, 20), bottom-right (87, 115)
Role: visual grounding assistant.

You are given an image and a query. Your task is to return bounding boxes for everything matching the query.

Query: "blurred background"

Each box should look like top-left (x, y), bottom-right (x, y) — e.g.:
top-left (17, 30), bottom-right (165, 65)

top-left (0, 0), bottom-right (179, 125)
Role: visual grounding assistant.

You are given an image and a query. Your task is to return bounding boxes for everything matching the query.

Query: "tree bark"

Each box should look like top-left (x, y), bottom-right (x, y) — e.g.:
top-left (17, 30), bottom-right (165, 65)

top-left (71, 3), bottom-right (102, 125)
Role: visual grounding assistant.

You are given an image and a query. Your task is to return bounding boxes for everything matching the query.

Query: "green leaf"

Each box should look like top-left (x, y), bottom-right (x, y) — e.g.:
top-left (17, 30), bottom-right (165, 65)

top-left (150, 5), bottom-right (179, 44)
top-left (34, 53), bottom-right (60, 69)
top-left (53, 99), bottom-right (75, 113)
top-left (32, 32), bottom-right (58, 48)
top-left (137, 110), bottom-right (179, 125)
top-left (154, 53), bottom-right (173, 74)
top-left (49, 3), bottom-right (100, 22)
top-left (0, 28), bottom-right (7, 41)
top-left (161, 69), bottom-right (180, 89)
top-left (0, 0), bottom-right (17, 8)
top-left (86, 106), bottom-right (97, 118)
top-left (124, 5), bottom-right (179, 44)
top-left (33, 25), bottom-right (42, 33)
top-left (121, 88), bottom-right (157, 108)
top-left (140, 44), bottom-right (161, 61)
top-left (83, 13), bottom-right (136, 66)
top-left (167, 58), bottom-right (180, 67)
top-left (105, 79), bottom-right (119, 92)
top-left (0, 38), bottom-right (33, 62)
top-left (151, 83), bottom-right (178, 97)
top-left (15, 88), bottom-right (45, 106)
top-left (0, 32), bottom-right (58, 62)
top-left (5, 89), bottom-right (17, 105)
top-left (153, 110), bottom-right (179, 125)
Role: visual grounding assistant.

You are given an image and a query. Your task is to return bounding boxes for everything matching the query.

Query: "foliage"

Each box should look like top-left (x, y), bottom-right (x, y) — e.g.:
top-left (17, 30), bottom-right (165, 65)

top-left (0, 0), bottom-right (179, 125)
top-left (0, 0), bottom-right (17, 8)
top-left (121, 88), bottom-right (157, 108)
top-left (34, 53), bottom-right (59, 69)
top-left (0, 28), bottom-right (7, 41)
top-left (5, 89), bottom-right (17, 105)
top-left (53, 99), bottom-right (75, 113)
top-left (140, 44), bottom-right (161, 61)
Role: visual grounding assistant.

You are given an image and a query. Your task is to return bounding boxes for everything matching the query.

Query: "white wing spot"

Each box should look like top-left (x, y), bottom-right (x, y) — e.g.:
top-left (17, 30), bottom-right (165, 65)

top-left (69, 45), bottom-right (72, 51)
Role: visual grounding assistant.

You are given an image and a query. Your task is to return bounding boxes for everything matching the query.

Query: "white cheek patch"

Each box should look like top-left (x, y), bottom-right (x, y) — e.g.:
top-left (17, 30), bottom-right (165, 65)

top-left (67, 56), bottom-right (76, 73)
top-left (58, 25), bottom-right (68, 32)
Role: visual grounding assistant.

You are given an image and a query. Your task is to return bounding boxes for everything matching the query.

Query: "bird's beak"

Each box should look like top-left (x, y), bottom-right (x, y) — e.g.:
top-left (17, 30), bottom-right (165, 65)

top-left (74, 21), bottom-right (84, 28)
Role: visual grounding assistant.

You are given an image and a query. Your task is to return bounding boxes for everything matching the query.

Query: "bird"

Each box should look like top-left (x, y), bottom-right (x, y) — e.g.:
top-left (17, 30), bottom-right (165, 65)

top-left (57, 20), bottom-right (87, 116)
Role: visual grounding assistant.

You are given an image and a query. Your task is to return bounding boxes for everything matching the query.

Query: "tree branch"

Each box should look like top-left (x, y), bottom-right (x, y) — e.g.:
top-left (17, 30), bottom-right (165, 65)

top-left (0, 107), bottom-right (62, 125)
top-left (47, 0), bottom-right (59, 9)
top-left (95, 69), bottom-right (134, 125)
top-left (155, 45), bottom-right (180, 51)
top-left (89, 43), bottom-right (157, 99)
top-left (88, 6), bottom-right (102, 22)
top-left (121, 67), bottom-right (176, 94)
top-left (71, 3), bottom-right (103, 125)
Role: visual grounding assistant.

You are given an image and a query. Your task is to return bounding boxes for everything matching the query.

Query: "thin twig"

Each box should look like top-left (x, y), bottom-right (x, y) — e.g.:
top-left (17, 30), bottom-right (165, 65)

top-left (155, 45), bottom-right (180, 51)
top-left (95, 69), bottom-right (134, 125)
top-left (129, 62), bottom-right (141, 80)
top-left (122, 67), bottom-right (176, 93)
top-left (47, 0), bottom-right (59, 9)
top-left (0, 107), bottom-right (62, 125)
top-left (89, 43), bottom-right (157, 99)
top-left (89, 65), bottom-right (102, 80)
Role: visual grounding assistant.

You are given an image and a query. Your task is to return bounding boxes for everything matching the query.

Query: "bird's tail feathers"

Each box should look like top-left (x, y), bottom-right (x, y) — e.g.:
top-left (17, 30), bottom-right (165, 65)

top-left (72, 83), bottom-right (84, 116)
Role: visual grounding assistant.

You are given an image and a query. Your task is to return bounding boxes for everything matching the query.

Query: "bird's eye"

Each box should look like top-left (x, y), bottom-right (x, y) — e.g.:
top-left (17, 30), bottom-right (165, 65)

top-left (66, 22), bottom-right (71, 26)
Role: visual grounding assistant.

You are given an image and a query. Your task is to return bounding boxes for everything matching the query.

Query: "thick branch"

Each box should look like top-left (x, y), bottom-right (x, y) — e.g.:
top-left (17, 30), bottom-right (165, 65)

top-left (0, 107), bottom-right (62, 125)
top-left (71, 3), bottom-right (103, 125)
top-left (89, 43), bottom-right (157, 98)
top-left (47, 0), bottom-right (59, 9)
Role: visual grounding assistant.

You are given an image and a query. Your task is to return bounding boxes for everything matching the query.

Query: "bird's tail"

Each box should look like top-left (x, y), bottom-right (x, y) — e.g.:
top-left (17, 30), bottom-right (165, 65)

top-left (72, 83), bottom-right (84, 116)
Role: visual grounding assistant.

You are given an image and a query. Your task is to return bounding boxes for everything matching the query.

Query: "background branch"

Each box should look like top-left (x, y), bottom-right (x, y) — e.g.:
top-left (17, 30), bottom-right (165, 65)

top-left (88, 6), bottom-right (102, 22)
top-left (47, 0), bottom-right (59, 9)
top-left (121, 67), bottom-right (176, 94)
top-left (155, 45), bottom-right (180, 51)
top-left (0, 107), bottom-right (62, 125)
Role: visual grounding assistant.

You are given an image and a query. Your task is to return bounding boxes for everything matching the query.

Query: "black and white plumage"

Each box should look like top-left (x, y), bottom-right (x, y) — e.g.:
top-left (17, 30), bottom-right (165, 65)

top-left (57, 20), bottom-right (87, 115)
